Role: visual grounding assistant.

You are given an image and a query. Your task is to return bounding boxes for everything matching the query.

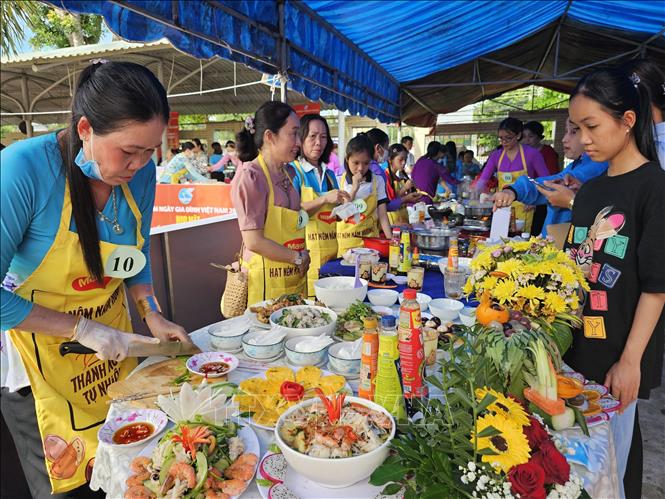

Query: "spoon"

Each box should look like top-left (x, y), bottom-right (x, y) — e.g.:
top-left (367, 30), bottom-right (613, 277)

top-left (354, 257), bottom-right (363, 288)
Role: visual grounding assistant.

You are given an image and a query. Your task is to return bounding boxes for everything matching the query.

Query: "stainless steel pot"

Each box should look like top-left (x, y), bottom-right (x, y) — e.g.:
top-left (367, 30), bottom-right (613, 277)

top-left (463, 203), bottom-right (493, 219)
top-left (412, 228), bottom-right (459, 251)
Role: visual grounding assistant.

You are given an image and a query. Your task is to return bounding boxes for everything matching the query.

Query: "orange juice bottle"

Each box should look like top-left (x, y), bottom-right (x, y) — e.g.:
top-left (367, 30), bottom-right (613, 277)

top-left (358, 317), bottom-right (379, 400)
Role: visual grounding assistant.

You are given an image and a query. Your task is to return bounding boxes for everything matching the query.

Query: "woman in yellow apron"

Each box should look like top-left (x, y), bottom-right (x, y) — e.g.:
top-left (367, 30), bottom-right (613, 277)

top-left (231, 102), bottom-right (309, 306)
top-left (289, 115), bottom-right (351, 297)
top-left (0, 62), bottom-right (190, 497)
top-left (384, 144), bottom-right (422, 225)
top-left (337, 134), bottom-right (393, 257)
top-left (474, 118), bottom-right (550, 233)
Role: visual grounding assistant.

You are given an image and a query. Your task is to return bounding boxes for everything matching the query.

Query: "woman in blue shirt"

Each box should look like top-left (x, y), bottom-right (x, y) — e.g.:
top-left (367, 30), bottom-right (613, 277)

top-left (288, 114), bottom-right (350, 296)
top-left (0, 61), bottom-right (190, 496)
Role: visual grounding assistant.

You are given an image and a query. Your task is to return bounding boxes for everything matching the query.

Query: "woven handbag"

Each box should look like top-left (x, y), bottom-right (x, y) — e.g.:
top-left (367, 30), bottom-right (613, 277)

top-left (212, 256), bottom-right (247, 318)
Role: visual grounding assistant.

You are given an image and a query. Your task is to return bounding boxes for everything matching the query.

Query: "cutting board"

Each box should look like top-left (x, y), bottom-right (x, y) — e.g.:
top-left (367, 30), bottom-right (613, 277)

top-left (107, 358), bottom-right (226, 409)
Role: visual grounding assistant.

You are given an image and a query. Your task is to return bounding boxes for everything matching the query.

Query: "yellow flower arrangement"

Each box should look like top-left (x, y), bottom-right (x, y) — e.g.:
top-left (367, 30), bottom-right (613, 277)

top-left (475, 387), bottom-right (530, 427)
top-left (465, 237), bottom-right (588, 324)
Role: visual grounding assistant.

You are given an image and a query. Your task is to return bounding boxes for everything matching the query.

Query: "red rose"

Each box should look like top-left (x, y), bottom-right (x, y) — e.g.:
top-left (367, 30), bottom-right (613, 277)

top-left (532, 441), bottom-right (571, 485)
top-left (523, 416), bottom-right (550, 450)
top-left (508, 461), bottom-right (547, 499)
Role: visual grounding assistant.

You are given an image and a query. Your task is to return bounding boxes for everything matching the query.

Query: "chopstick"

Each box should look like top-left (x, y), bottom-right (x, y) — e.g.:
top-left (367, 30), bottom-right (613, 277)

top-left (107, 387), bottom-right (181, 405)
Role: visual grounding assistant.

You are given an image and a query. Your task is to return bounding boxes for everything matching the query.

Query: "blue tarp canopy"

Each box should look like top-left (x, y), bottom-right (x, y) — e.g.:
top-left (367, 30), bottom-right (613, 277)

top-left (45, 1), bottom-right (665, 125)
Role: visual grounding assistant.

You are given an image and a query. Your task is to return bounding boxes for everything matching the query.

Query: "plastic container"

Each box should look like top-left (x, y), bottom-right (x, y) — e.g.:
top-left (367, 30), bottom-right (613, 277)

top-left (358, 317), bottom-right (379, 401)
top-left (374, 316), bottom-right (406, 421)
top-left (398, 289), bottom-right (428, 417)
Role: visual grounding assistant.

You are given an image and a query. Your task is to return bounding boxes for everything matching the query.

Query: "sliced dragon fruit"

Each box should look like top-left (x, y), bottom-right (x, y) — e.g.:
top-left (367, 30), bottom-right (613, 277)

top-left (268, 482), bottom-right (298, 499)
top-left (260, 453), bottom-right (287, 483)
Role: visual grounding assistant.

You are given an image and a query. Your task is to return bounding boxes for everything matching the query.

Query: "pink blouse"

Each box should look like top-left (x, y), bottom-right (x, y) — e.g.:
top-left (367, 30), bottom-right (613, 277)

top-left (476, 144), bottom-right (549, 191)
top-left (231, 161), bottom-right (301, 263)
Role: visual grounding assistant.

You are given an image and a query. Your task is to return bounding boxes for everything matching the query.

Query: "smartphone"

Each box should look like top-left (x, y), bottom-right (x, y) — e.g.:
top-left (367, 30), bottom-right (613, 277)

top-left (527, 177), bottom-right (554, 190)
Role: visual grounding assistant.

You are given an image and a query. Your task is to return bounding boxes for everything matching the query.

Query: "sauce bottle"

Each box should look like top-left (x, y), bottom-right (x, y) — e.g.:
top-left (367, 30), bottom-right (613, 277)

top-left (389, 228), bottom-right (401, 273)
top-left (374, 316), bottom-right (406, 421)
top-left (358, 317), bottom-right (379, 401)
top-left (397, 230), bottom-right (412, 275)
top-left (447, 236), bottom-right (459, 270)
top-left (398, 289), bottom-right (428, 417)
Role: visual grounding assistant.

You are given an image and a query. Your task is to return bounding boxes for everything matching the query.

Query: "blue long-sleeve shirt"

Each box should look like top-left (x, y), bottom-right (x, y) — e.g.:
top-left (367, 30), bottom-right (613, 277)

top-left (1, 132), bottom-right (156, 330)
top-left (509, 154), bottom-right (608, 236)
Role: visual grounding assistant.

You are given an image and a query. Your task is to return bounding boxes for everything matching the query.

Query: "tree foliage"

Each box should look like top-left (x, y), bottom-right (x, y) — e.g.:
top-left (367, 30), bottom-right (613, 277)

top-left (28, 4), bottom-right (104, 49)
top-left (1, 0), bottom-right (39, 56)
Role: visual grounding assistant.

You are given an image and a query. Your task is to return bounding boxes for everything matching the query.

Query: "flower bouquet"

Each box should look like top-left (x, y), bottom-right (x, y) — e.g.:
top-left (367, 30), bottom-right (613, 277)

top-left (463, 237), bottom-right (589, 354)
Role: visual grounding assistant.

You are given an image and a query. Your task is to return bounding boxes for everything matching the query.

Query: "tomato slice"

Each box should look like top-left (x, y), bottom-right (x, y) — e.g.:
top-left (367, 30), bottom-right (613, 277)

top-left (280, 381), bottom-right (305, 401)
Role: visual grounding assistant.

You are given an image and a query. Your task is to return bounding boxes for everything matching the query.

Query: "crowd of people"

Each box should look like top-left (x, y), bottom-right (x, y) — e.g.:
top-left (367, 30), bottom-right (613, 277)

top-left (0, 54), bottom-right (663, 498)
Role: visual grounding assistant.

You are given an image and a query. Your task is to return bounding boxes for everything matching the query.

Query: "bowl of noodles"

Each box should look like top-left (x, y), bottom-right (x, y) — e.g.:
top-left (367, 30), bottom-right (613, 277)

top-left (274, 394), bottom-right (395, 488)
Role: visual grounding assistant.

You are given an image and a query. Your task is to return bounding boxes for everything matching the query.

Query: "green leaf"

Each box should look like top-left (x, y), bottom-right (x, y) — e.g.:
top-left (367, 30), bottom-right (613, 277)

top-left (269, 443), bottom-right (281, 454)
top-left (571, 405), bottom-right (590, 437)
top-left (578, 488), bottom-right (593, 499)
top-left (381, 483), bottom-right (403, 496)
top-left (476, 447), bottom-right (499, 456)
top-left (476, 425), bottom-right (501, 438)
top-left (256, 478), bottom-right (274, 487)
top-left (476, 392), bottom-right (498, 413)
top-left (369, 464), bottom-right (408, 486)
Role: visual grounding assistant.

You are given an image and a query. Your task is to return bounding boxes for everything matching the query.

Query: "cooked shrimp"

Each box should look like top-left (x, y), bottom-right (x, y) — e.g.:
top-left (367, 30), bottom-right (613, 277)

top-left (204, 491), bottom-right (230, 499)
top-left (206, 435), bottom-right (217, 455)
top-left (168, 462), bottom-right (196, 489)
top-left (350, 403), bottom-right (392, 429)
top-left (130, 456), bottom-right (152, 479)
top-left (224, 463), bottom-right (254, 481)
top-left (124, 485), bottom-right (155, 498)
top-left (125, 475), bottom-right (148, 488)
top-left (231, 453), bottom-right (258, 467)
top-left (219, 479), bottom-right (247, 496)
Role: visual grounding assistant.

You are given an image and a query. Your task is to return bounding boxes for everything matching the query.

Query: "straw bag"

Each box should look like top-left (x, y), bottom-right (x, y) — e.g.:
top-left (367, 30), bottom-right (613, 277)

top-left (211, 256), bottom-right (247, 318)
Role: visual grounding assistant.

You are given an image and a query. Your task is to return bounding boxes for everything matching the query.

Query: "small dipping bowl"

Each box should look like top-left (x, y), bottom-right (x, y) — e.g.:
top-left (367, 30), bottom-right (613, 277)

top-left (459, 307), bottom-right (477, 326)
top-left (241, 330), bottom-right (285, 360)
top-left (328, 342), bottom-right (362, 377)
top-left (429, 298), bottom-right (464, 321)
top-left (207, 317), bottom-right (249, 352)
top-left (284, 336), bottom-right (330, 366)
top-left (367, 289), bottom-right (399, 307)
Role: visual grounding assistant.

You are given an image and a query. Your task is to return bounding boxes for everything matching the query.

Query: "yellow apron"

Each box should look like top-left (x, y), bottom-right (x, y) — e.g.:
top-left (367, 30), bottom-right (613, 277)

top-left (8, 182), bottom-right (142, 493)
top-left (293, 161), bottom-right (338, 298)
top-left (497, 144), bottom-right (534, 233)
top-left (336, 175), bottom-right (379, 257)
top-left (386, 174), bottom-right (409, 225)
top-left (243, 154), bottom-right (306, 305)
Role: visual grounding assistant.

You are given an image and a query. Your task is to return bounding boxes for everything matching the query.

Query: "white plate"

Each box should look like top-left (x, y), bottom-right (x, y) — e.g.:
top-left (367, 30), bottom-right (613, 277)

top-left (132, 424), bottom-right (261, 499)
top-left (256, 448), bottom-right (392, 499)
top-left (186, 351), bottom-right (239, 378)
top-left (98, 408), bottom-right (167, 448)
top-left (245, 299), bottom-right (315, 329)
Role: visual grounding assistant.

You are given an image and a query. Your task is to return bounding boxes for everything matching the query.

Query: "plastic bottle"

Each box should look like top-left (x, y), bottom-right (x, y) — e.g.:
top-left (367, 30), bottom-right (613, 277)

top-left (374, 316), bottom-right (406, 421)
top-left (397, 230), bottom-right (412, 275)
top-left (358, 317), bottom-right (379, 401)
top-left (447, 236), bottom-right (459, 270)
top-left (389, 228), bottom-right (401, 273)
top-left (412, 247), bottom-right (420, 267)
top-left (397, 289), bottom-right (428, 417)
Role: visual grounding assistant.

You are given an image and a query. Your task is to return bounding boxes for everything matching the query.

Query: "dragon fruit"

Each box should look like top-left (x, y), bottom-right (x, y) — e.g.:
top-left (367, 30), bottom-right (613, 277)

top-left (268, 482), bottom-right (297, 499)
top-left (260, 453), bottom-right (287, 483)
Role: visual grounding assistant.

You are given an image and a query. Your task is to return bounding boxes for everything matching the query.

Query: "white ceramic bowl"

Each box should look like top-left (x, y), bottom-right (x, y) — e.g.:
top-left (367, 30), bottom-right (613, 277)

top-left (328, 342), bottom-right (361, 376)
top-left (429, 298), bottom-right (464, 321)
top-left (270, 305), bottom-right (337, 339)
top-left (207, 317), bottom-right (249, 351)
top-left (367, 289), bottom-right (399, 307)
top-left (314, 277), bottom-right (368, 311)
top-left (459, 307), bottom-right (477, 326)
top-left (275, 396), bottom-right (395, 488)
top-left (398, 292), bottom-right (432, 312)
top-left (284, 336), bottom-right (330, 366)
top-left (241, 331), bottom-right (285, 359)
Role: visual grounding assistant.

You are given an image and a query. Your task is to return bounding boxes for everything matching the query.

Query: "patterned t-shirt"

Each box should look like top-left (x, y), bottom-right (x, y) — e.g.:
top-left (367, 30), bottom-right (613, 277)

top-left (563, 161), bottom-right (665, 398)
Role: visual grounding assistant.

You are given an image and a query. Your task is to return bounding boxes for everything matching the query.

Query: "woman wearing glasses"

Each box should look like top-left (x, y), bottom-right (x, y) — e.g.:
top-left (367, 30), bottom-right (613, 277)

top-left (475, 118), bottom-right (549, 233)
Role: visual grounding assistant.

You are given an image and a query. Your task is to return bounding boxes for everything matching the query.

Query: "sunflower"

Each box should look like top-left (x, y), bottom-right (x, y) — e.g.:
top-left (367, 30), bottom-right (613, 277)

top-left (472, 413), bottom-right (531, 473)
top-left (544, 292), bottom-right (567, 315)
top-left (475, 388), bottom-right (530, 427)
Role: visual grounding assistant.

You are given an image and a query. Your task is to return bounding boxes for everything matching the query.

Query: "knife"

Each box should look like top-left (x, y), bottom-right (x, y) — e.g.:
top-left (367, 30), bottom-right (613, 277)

top-left (59, 340), bottom-right (201, 358)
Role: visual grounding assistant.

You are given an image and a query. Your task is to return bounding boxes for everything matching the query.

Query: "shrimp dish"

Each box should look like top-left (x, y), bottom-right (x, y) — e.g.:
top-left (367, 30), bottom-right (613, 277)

top-left (124, 421), bottom-right (257, 499)
top-left (278, 391), bottom-right (393, 459)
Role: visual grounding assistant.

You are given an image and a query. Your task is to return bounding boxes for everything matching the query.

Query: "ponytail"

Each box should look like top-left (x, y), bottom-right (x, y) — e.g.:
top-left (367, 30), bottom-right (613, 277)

top-left (236, 101), bottom-right (295, 162)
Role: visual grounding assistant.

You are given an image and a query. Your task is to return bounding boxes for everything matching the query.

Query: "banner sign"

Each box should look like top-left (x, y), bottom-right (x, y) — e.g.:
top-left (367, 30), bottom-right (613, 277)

top-left (292, 103), bottom-right (321, 118)
top-left (152, 184), bottom-right (236, 228)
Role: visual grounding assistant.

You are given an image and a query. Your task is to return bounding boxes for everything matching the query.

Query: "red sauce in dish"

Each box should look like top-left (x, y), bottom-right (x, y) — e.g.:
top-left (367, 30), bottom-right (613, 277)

top-left (200, 361), bottom-right (230, 375)
top-left (112, 422), bottom-right (154, 444)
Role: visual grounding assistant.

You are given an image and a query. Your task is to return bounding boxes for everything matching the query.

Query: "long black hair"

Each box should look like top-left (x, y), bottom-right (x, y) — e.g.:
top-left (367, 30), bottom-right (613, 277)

top-left (498, 117), bottom-right (523, 138)
top-left (622, 59), bottom-right (665, 116)
top-left (64, 61), bottom-right (169, 283)
top-left (366, 128), bottom-right (389, 160)
top-left (299, 114), bottom-right (332, 165)
top-left (571, 67), bottom-right (658, 163)
top-left (387, 143), bottom-right (408, 192)
top-left (236, 101), bottom-right (295, 162)
top-left (424, 140), bottom-right (443, 160)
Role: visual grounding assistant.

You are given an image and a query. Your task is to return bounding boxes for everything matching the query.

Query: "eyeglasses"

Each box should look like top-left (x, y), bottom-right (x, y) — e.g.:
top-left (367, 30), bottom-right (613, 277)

top-left (498, 134), bottom-right (517, 143)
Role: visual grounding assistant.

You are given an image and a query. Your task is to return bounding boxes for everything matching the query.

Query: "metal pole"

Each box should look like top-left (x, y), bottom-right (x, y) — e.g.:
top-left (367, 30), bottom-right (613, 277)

top-left (156, 61), bottom-right (168, 163)
top-left (338, 110), bottom-right (346, 162)
top-left (280, 73), bottom-right (287, 104)
top-left (278, 0), bottom-right (288, 104)
top-left (20, 75), bottom-right (33, 137)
